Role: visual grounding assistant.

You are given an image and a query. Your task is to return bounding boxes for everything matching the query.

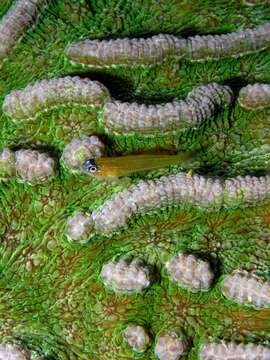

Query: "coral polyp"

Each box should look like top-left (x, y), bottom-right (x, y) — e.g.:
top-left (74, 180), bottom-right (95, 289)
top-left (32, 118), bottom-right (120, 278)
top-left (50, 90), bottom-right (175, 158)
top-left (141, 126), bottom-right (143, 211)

top-left (66, 23), bottom-right (270, 67)
top-left (154, 331), bottom-right (187, 360)
top-left (2, 76), bottom-right (111, 121)
top-left (0, 343), bottom-right (29, 360)
top-left (123, 325), bottom-right (150, 353)
top-left (65, 211), bottom-right (95, 243)
top-left (0, 147), bottom-right (56, 183)
top-left (66, 34), bottom-right (186, 67)
top-left (0, 148), bottom-right (16, 178)
top-left (71, 172), bottom-right (270, 237)
top-left (185, 22), bottom-right (270, 61)
top-left (100, 258), bottom-right (152, 294)
top-left (15, 149), bottom-right (56, 184)
top-left (102, 83), bottom-right (233, 135)
top-left (238, 83), bottom-right (270, 110)
top-left (221, 271), bottom-right (270, 309)
top-left (199, 342), bottom-right (270, 360)
top-left (165, 253), bottom-right (214, 292)
top-left (61, 135), bottom-right (105, 172)
top-left (0, 0), bottom-right (49, 64)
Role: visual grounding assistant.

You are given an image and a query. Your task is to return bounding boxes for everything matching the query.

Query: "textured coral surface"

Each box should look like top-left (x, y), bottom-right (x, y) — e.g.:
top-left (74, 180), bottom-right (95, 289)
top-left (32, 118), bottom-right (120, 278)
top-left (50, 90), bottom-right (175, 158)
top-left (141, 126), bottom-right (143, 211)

top-left (1, 1), bottom-right (270, 359)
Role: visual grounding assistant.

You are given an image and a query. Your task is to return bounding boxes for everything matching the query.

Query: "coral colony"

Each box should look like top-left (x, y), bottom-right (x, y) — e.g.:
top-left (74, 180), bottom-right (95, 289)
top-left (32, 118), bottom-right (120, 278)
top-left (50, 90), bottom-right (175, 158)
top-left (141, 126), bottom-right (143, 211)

top-left (1, 0), bottom-right (270, 358)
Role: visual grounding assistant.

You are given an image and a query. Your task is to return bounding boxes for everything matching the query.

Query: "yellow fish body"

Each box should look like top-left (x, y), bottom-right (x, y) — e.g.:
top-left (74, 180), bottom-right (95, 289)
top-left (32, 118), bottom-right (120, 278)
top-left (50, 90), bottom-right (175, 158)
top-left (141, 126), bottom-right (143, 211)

top-left (81, 152), bottom-right (195, 178)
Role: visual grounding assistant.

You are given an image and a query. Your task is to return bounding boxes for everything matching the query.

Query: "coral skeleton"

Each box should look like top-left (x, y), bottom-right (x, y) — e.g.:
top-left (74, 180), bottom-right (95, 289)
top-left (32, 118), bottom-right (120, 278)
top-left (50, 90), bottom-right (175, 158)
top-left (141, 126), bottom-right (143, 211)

top-left (0, 0), bottom-right (49, 63)
top-left (66, 23), bottom-right (270, 67)
top-left (221, 271), bottom-right (270, 309)
top-left (155, 331), bottom-right (187, 360)
top-left (199, 341), bottom-right (270, 359)
top-left (61, 136), bottom-right (105, 172)
top-left (2, 76), bottom-right (111, 121)
top-left (102, 83), bottom-right (233, 135)
top-left (0, 343), bottom-right (29, 360)
top-left (123, 325), bottom-right (150, 353)
top-left (100, 258), bottom-right (151, 293)
top-left (238, 83), bottom-right (270, 110)
top-left (165, 253), bottom-right (214, 292)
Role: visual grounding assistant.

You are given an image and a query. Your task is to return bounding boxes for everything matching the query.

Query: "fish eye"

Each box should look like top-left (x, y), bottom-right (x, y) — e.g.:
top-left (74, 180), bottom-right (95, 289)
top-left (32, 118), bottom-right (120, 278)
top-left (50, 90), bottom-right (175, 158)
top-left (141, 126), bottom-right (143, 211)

top-left (89, 165), bottom-right (98, 173)
top-left (82, 158), bottom-right (99, 173)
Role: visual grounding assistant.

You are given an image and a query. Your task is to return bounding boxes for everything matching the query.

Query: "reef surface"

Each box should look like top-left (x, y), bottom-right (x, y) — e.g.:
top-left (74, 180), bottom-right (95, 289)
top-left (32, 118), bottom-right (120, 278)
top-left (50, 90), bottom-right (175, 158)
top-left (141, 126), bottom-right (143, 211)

top-left (0, 1), bottom-right (270, 359)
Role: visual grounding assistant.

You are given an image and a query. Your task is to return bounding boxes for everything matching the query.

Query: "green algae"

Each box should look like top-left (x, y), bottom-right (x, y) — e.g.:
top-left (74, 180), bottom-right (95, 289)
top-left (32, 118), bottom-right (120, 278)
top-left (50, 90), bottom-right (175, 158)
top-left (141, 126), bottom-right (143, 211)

top-left (0, 0), bottom-right (270, 359)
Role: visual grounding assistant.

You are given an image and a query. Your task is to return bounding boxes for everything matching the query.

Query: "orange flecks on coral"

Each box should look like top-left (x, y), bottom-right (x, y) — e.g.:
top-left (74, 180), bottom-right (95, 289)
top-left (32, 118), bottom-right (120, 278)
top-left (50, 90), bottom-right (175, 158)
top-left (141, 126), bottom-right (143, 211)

top-left (228, 308), bottom-right (270, 335)
top-left (94, 294), bottom-right (134, 329)
top-left (257, 208), bottom-right (270, 228)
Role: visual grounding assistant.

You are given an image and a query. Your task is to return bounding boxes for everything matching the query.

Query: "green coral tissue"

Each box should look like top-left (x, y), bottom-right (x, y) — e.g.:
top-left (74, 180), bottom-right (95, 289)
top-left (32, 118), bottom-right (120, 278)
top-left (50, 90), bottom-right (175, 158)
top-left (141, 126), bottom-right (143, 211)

top-left (1, 0), bottom-right (270, 359)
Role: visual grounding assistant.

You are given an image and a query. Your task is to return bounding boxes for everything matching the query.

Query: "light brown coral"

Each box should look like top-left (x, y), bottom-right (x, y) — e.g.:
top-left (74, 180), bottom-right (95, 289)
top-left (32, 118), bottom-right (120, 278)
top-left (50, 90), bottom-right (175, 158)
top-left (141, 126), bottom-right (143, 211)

top-left (0, 148), bottom-right (16, 178)
top-left (61, 135), bottom-right (105, 172)
top-left (15, 149), bottom-right (56, 184)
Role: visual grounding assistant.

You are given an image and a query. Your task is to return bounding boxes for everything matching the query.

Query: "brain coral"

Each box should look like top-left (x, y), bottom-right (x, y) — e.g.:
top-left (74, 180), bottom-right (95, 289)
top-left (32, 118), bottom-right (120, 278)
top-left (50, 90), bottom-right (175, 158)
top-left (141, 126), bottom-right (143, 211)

top-left (1, 0), bottom-right (270, 359)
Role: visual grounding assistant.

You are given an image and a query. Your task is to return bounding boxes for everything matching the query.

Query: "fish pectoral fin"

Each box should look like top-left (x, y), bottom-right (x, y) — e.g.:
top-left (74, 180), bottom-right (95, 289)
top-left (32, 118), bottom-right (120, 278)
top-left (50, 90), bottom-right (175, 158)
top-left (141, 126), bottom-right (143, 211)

top-left (187, 169), bottom-right (193, 178)
top-left (95, 174), bottom-right (128, 185)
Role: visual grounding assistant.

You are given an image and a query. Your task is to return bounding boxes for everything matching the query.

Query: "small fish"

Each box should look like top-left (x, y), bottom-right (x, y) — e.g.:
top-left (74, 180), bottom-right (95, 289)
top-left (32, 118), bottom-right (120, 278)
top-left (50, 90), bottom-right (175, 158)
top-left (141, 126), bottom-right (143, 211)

top-left (81, 152), bottom-right (196, 178)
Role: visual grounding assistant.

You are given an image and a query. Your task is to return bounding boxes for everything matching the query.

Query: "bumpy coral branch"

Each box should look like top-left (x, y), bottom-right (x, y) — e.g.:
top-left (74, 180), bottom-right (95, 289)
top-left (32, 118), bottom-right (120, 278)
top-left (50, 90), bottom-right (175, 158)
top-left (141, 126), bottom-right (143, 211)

top-left (66, 172), bottom-right (270, 240)
top-left (0, 343), bottom-right (30, 360)
top-left (199, 341), bottom-right (270, 360)
top-left (221, 271), bottom-right (270, 309)
top-left (66, 23), bottom-right (270, 67)
top-left (0, 148), bottom-right (16, 178)
top-left (184, 22), bottom-right (270, 61)
top-left (238, 83), bottom-right (270, 110)
top-left (100, 258), bottom-right (152, 294)
top-left (61, 136), bottom-right (105, 172)
top-left (0, 0), bottom-right (49, 63)
top-left (101, 83), bottom-right (233, 135)
top-left (2, 76), bottom-right (111, 121)
top-left (65, 211), bottom-right (95, 243)
top-left (165, 253), bottom-right (214, 292)
top-left (155, 331), bottom-right (187, 360)
top-left (0, 148), bottom-right (56, 184)
top-left (123, 325), bottom-right (150, 353)
top-left (66, 34), bottom-right (186, 67)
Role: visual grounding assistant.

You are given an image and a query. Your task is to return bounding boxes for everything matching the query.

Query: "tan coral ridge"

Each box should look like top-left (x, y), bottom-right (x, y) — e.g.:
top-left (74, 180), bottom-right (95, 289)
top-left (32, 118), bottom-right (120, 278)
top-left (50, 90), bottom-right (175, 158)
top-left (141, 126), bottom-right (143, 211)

top-left (199, 341), bottom-right (270, 360)
top-left (0, 0), bottom-right (50, 64)
top-left (2, 76), bottom-right (111, 121)
top-left (221, 270), bottom-right (270, 309)
top-left (66, 23), bottom-right (270, 67)
top-left (165, 253), bottom-right (214, 292)
top-left (61, 135), bottom-right (105, 173)
top-left (101, 83), bottom-right (233, 135)
top-left (66, 171), bottom-right (270, 241)
top-left (3, 79), bottom-right (233, 136)
top-left (238, 83), bottom-right (270, 110)
top-left (0, 147), bottom-right (56, 184)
